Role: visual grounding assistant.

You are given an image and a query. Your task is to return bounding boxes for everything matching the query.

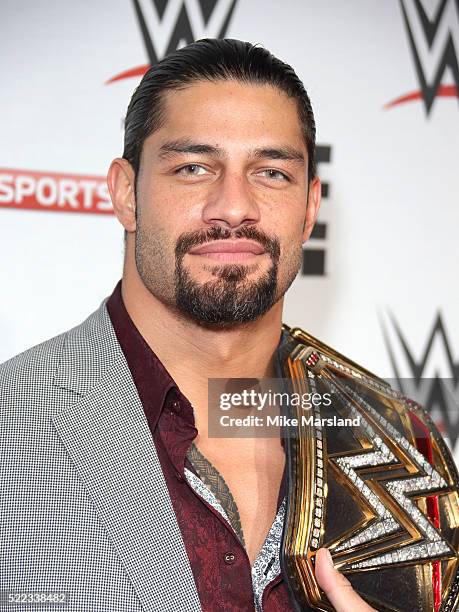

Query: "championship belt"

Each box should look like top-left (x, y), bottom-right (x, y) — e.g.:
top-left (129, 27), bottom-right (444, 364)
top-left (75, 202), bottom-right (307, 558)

top-left (278, 324), bottom-right (459, 612)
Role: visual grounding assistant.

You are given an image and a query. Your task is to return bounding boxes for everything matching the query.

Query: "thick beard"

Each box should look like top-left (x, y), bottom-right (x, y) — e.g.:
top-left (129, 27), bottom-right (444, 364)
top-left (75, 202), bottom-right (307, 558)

top-left (175, 258), bottom-right (279, 328)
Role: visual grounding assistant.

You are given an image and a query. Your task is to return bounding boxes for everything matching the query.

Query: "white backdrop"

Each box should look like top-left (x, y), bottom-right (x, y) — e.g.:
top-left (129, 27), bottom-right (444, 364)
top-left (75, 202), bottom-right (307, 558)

top-left (1, 0), bottom-right (458, 458)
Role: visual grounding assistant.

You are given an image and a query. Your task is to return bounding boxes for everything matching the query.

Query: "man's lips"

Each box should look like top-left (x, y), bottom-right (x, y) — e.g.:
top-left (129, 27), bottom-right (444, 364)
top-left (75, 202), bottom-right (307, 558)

top-left (188, 240), bottom-right (266, 256)
top-left (187, 240), bottom-right (267, 262)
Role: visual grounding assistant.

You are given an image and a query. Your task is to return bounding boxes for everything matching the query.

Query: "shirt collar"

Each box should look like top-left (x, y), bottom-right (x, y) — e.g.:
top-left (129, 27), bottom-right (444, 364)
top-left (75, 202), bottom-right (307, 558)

top-left (106, 279), bottom-right (178, 433)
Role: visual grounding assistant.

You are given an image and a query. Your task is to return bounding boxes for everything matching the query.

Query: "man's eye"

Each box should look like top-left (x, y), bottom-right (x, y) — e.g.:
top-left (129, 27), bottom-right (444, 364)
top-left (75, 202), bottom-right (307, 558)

top-left (176, 164), bottom-right (208, 176)
top-left (258, 169), bottom-right (290, 181)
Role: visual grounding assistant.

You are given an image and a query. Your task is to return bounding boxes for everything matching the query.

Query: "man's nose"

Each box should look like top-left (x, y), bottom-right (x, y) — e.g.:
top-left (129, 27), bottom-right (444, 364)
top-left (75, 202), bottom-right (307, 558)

top-left (201, 172), bottom-right (261, 229)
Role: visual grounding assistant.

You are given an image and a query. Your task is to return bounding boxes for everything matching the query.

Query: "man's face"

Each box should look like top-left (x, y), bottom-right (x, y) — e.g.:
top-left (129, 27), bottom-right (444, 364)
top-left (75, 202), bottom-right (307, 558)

top-left (133, 80), bottom-right (319, 327)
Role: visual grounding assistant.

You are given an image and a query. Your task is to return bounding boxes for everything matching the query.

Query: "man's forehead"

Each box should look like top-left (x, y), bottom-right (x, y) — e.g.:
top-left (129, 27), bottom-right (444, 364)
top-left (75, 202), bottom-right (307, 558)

top-left (142, 80), bottom-right (307, 160)
top-left (158, 79), bottom-right (304, 130)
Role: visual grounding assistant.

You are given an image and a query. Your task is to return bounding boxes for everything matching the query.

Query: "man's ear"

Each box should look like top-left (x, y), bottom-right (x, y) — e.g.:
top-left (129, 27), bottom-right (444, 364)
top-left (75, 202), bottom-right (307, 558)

top-left (302, 176), bottom-right (322, 244)
top-left (107, 158), bottom-right (137, 232)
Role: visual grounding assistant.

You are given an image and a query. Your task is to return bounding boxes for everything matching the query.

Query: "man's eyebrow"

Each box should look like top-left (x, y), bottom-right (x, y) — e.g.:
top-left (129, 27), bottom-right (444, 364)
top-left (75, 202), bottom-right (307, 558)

top-left (252, 146), bottom-right (305, 164)
top-left (157, 140), bottom-right (305, 164)
top-left (158, 139), bottom-right (225, 159)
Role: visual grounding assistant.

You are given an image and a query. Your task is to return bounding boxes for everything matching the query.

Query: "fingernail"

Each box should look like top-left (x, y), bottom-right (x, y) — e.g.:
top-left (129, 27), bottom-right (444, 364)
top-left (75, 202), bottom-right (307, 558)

top-left (324, 548), bottom-right (334, 569)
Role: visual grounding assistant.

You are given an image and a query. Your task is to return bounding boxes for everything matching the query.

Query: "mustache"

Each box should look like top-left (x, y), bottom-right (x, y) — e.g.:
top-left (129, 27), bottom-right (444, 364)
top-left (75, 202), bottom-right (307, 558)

top-left (175, 225), bottom-right (280, 261)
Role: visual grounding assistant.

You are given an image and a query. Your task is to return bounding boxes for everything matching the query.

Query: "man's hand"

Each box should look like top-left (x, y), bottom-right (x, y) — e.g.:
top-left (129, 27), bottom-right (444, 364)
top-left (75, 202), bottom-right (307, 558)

top-left (314, 548), bottom-right (377, 611)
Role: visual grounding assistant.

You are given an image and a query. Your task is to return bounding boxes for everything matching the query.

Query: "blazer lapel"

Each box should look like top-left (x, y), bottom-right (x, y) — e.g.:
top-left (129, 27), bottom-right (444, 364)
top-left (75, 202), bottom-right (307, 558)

top-left (51, 301), bottom-right (201, 612)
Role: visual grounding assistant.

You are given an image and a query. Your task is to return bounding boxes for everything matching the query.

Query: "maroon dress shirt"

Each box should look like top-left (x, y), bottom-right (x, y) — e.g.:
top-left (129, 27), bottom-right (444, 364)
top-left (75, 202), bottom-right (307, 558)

top-left (106, 280), bottom-right (294, 611)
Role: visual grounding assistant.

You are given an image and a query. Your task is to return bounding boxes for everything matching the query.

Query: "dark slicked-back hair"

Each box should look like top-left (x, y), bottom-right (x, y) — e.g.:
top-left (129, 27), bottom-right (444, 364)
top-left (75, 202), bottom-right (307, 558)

top-left (122, 38), bottom-right (317, 190)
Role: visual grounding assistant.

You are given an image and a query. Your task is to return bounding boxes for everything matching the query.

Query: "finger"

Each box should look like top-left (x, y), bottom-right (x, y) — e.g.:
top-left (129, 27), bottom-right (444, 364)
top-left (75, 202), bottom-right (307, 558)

top-left (314, 548), bottom-right (376, 612)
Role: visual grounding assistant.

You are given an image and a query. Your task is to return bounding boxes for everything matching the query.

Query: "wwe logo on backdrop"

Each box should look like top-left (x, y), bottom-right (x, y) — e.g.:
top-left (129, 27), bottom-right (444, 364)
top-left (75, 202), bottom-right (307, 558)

top-left (106, 0), bottom-right (238, 84)
top-left (380, 311), bottom-right (459, 450)
top-left (385, 0), bottom-right (459, 113)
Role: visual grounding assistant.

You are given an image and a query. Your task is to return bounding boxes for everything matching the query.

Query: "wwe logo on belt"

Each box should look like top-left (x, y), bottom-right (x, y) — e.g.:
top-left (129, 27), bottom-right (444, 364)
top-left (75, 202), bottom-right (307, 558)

top-left (385, 0), bottom-right (459, 113)
top-left (107, 0), bottom-right (238, 84)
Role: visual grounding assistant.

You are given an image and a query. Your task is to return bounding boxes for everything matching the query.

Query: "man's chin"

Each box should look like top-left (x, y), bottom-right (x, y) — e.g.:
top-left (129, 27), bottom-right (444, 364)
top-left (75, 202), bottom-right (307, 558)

top-left (175, 257), bottom-right (279, 326)
top-left (175, 285), bottom-right (279, 327)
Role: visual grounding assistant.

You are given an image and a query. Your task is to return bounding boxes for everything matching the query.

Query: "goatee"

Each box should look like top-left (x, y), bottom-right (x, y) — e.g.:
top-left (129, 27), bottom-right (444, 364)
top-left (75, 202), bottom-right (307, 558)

top-left (174, 225), bottom-right (280, 327)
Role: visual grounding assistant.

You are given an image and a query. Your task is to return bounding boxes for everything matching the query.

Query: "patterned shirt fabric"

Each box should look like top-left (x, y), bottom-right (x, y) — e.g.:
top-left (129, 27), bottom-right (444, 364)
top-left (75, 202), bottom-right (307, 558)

top-left (106, 280), bottom-right (294, 611)
top-left (186, 441), bottom-right (246, 548)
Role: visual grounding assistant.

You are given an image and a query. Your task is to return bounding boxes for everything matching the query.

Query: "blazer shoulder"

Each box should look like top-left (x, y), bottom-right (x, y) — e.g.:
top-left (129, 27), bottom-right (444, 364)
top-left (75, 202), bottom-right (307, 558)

top-left (0, 299), bottom-right (112, 408)
top-left (1, 327), bottom-right (68, 373)
top-left (0, 330), bottom-right (68, 401)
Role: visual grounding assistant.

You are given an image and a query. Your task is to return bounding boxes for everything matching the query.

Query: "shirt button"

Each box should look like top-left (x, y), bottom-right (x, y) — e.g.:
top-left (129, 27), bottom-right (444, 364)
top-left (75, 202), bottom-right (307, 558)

top-left (172, 400), bottom-right (180, 412)
top-left (224, 552), bottom-right (236, 564)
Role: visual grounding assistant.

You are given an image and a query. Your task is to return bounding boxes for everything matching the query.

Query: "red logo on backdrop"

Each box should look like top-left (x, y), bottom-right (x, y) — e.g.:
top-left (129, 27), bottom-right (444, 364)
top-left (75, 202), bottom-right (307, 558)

top-left (385, 0), bottom-right (459, 113)
top-left (0, 168), bottom-right (113, 215)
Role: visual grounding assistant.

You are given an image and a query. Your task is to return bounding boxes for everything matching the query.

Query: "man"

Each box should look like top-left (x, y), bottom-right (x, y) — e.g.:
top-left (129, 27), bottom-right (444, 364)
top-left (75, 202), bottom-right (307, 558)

top-left (0, 38), bottom-right (384, 611)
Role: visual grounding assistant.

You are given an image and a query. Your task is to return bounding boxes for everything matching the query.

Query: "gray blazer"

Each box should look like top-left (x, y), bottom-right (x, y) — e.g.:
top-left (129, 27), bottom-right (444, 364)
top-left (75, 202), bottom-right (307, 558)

top-left (0, 299), bottom-right (202, 612)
